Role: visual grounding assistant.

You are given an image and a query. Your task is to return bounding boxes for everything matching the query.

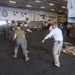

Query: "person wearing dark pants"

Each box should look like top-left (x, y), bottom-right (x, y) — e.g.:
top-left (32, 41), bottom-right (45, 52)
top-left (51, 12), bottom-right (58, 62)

top-left (66, 23), bottom-right (72, 37)
top-left (59, 23), bottom-right (66, 49)
top-left (12, 25), bottom-right (29, 61)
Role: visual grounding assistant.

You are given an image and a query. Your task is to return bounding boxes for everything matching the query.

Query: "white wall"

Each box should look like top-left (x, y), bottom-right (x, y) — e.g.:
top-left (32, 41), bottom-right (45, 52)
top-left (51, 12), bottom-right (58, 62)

top-left (0, 6), bottom-right (57, 23)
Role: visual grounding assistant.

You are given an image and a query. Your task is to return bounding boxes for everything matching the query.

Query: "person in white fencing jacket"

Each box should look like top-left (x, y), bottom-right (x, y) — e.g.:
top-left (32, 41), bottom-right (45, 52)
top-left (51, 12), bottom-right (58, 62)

top-left (42, 23), bottom-right (63, 67)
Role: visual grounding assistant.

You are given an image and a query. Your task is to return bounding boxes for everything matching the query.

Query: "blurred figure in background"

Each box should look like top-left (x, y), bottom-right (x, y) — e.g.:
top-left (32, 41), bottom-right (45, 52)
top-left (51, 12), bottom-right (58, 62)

top-left (66, 23), bottom-right (72, 37)
top-left (59, 23), bottom-right (65, 37)
top-left (21, 22), bottom-right (32, 34)
top-left (59, 23), bottom-right (66, 49)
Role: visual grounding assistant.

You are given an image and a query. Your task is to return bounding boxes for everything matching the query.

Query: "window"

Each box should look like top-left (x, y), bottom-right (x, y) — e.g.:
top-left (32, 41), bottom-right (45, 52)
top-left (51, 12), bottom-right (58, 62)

top-left (0, 21), bottom-right (6, 26)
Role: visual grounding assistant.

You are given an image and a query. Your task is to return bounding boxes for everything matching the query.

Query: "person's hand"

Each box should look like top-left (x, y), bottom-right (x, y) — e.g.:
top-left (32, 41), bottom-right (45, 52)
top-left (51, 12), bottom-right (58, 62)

top-left (42, 40), bottom-right (45, 43)
top-left (30, 30), bottom-right (32, 33)
top-left (27, 29), bottom-right (32, 33)
top-left (12, 37), bottom-right (16, 41)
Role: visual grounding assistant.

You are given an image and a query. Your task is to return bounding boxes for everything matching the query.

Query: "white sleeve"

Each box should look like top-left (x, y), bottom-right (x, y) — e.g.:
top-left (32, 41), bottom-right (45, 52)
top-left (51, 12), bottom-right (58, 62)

top-left (49, 27), bottom-right (51, 31)
top-left (49, 27), bottom-right (52, 32)
top-left (44, 30), bottom-right (55, 40)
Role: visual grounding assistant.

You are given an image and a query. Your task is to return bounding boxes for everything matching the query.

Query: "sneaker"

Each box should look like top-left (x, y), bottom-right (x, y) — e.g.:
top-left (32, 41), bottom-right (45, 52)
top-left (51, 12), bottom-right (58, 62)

top-left (25, 57), bottom-right (30, 61)
top-left (55, 62), bottom-right (60, 67)
top-left (12, 55), bottom-right (17, 58)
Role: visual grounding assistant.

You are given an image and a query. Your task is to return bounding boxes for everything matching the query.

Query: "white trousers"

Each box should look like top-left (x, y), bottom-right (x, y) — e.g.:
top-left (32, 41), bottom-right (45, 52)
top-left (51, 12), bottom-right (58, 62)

top-left (53, 41), bottom-right (63, 64)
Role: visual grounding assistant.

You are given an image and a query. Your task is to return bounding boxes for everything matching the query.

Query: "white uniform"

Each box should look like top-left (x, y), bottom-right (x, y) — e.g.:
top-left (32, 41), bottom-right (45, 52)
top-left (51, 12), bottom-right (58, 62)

top-left (44, 28), bottom-right (63, 67)
top-left (49, 26), bottom-right (53, 32)
top-left (49, 25), bottom-right (58, 32)
top-left (67, 0), bottom-right (75, 23)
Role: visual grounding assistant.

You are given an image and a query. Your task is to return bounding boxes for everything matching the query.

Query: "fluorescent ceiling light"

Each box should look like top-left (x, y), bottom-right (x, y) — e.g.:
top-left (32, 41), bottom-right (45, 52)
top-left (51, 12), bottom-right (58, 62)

top-left (62, 6), bottom-right (66, 8)
top-left (49, 3), bottom-right (54, 6)
top-left (9, 0), bottom-right (16, 3)
top-left (35, 0), bottom-right (41, 3)
top-left (26, 5), bottom-right (32, 7)
top-left (41, 6), bottom-right (45, 8)
top-left (51, 9), bottom-right (54, 11)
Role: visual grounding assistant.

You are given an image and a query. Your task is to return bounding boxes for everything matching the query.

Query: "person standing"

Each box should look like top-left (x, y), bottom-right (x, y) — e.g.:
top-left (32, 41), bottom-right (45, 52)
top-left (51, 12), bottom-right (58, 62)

top-left (21, 22), bottom-right (32, 33)
top-left (59, 23), bottom-right (66, 49)
top-left (49, 25), bottom-right (53, 32)
top-left (9, 23), bottom-right (14, 40)
top-left (66, 23), bottom-right (72, 37)
top-left (59, 23), bottom-right (65, 36)
top-left (12, 25), bottom-right (30, 61)
top-left (21, 22), bottom-right (32, 48)
top-left (42, 23), bottom-right (63, 67)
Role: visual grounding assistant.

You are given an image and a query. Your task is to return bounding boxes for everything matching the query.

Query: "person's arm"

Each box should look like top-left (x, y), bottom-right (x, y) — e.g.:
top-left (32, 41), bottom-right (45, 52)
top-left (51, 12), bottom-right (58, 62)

top-left (27, 29), bottom-right (32, 33)
top-left (49, 26), bottom-right (52, 32)
top-left (13, 34), bottom-right (17, 40)
top-left (70, 25), bottom-right (72, 28)
top-left (42, 30), bottom-right (55, 43)
top-left (12, 27), bottom-right (15, 31)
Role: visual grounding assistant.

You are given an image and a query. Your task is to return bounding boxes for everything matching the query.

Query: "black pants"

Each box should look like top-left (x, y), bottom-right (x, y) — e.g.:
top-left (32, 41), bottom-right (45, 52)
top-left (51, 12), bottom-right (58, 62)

top-left (66, 29), bottom-right (71, 37)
